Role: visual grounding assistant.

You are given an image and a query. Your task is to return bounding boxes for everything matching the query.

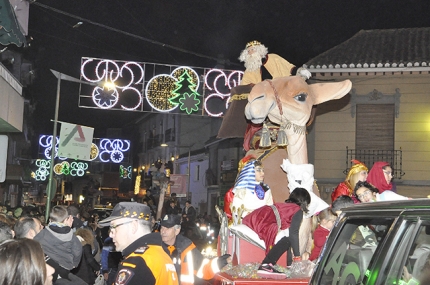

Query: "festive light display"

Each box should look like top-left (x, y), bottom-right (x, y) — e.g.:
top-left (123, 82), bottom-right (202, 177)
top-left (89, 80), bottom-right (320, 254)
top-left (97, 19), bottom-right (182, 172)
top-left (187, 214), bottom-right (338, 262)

top-left (204, 69), bottom-right (244, 117)
top-left (169, 69), bottom-right (201, 114)
top-left (34, 159), bottom-right (51, 181)
top-left (120, 165), bottom-right (132, 179)
top-left (39, 136), bottom-right (130, 164)
top-left (70, 162), bottom-right (88, 177)
top-left (80, 58), bottom-right (244, 116)
top-left (145, 74), bottom-right (177, 112)
top-left (99, 139), bottom-right (130, 163)
top-left (81, 58), bottom-right (144, 110)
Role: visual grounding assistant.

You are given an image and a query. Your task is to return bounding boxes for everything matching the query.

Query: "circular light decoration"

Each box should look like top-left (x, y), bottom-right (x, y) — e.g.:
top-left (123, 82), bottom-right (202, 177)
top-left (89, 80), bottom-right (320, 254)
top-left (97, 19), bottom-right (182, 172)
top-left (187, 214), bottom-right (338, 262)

top-left (99, 139), bottom-right (130, 163)
top-left (92, 85), bottom-right (119, 109)
top-left (70, 162), bottom-right (88, 177)
top-left (145, 74), bottom-right (177, 112)
top-left (89, 143), bottom-right (99, 161)
top-left (171, 66), bottom-right (200, 90)
top-left (110, 150), bottom-right (124, 163)
top-left (53, 163), bottom-right (64, 175)
top-left (34, 159), bottom-right (50, 181)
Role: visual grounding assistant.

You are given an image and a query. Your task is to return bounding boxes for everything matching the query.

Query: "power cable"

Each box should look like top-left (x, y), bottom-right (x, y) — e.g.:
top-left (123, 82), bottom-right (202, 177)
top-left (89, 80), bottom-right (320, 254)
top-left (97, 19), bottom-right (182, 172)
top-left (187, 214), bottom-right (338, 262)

top-left (32, 2), bottom-right (225, 64)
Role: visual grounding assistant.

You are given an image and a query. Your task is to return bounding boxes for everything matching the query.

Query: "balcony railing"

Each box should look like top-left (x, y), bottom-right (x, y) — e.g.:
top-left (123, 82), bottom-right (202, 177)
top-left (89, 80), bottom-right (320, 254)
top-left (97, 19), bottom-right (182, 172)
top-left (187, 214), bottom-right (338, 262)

top-left (345, 147), bottom-right (405, 179)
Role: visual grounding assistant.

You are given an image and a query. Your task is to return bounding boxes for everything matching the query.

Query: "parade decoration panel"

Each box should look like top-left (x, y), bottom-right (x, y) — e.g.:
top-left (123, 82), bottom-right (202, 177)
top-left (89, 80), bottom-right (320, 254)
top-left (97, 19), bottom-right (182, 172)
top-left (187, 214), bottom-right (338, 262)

top-left (34, 135), bottom-right (132, 181)
top-left (79, 57), bottom-right (244, 117)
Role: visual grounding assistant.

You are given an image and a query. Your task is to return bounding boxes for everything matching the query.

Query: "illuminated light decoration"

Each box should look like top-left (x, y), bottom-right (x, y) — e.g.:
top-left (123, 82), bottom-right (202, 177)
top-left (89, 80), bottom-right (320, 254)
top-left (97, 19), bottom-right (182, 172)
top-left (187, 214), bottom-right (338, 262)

top-left (61, 161), bottom-right (71, 176)
top-left (203, 69), bottom-right (244, 117)
top-left (70, 161), bottom-right (88, 177)
top-left (81, 58), bottom-right (144, 110)
top-left (178, 92), bottom-right (201, 114)
top-left (145, 74), bottom-right (177, 112)
top-left (80, 58), bottom-right (250, 117)
top-left (53, 163), bottom-right (64, 175)
top-left (38, 135), bottom-right (67, 160)
top-left (120, 165), bottom-right (132, 179)
top-left (92, 85), bottom-right (119, 109)
top-left (99, 139), bottom-right (130, 163)
top-left (134, 174), bottom-right (141, 195)
top-left (89, 143), bottom-right (99, 161)
top-left (171, 66), bottom-right (200, 90)
top-left (169, 70), bottom-right (202, 114)
top-left (34, 159), bottom-right (51, 181)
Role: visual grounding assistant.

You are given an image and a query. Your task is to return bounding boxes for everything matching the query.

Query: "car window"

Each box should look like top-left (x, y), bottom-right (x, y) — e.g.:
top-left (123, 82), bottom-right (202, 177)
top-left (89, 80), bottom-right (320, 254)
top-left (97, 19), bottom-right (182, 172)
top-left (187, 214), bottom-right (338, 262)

top-left (318, 217), bottom-right (395, 285)
top-left (383, 221), bottom-right (430, 285)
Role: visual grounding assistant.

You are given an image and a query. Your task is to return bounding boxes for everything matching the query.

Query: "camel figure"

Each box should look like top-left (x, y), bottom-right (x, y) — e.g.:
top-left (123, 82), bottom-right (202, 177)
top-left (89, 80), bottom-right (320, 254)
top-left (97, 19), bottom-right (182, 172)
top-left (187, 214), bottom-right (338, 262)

top-left (244, 75), bottom-right (352, 200)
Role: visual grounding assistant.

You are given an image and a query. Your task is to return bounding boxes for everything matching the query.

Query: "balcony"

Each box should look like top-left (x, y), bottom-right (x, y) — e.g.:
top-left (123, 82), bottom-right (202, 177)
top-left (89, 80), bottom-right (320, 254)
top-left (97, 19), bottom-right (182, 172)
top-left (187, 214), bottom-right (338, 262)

top-left (345, 147), bottom-right (404, 179)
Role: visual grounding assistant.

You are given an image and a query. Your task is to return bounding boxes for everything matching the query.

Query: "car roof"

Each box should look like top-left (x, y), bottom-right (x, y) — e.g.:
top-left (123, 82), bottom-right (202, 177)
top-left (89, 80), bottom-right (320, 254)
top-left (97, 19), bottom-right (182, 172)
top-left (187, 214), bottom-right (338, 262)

top-left (340, 198), bottom-right (430, 215)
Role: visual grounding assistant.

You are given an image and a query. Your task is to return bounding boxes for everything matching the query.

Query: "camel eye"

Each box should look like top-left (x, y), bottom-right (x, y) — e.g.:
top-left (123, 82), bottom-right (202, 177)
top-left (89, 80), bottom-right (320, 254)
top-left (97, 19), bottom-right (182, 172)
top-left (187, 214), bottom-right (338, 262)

top-left (294, 93), bottom-right (307, 102)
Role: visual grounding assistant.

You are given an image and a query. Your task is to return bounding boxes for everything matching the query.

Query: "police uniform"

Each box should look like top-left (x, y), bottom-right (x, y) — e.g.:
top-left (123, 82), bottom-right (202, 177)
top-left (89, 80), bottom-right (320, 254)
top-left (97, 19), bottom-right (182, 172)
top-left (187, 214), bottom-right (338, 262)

top-left (98, 202), bottom-right (179, 285)
top-left (116, 233), bottom-right (178, 285)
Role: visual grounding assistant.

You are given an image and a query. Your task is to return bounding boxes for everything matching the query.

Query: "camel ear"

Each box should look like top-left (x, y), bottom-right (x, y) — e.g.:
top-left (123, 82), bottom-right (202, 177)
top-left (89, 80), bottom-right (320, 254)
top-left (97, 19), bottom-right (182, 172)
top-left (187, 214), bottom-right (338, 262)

top-left (309, 79), bottom-right (352, 105)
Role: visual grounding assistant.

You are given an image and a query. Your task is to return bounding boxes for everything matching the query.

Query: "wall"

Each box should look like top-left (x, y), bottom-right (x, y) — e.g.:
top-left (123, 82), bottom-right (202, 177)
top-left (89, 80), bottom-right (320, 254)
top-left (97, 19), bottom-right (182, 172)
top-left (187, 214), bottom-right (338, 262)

top-left (312, 72), bottom-right (430, 192)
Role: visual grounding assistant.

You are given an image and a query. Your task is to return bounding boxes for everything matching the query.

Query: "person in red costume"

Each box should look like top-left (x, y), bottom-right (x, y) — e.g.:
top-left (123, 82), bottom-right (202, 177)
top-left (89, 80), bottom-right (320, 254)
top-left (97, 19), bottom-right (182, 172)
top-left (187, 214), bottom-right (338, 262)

top-left (367, 161), bottom-right (395, 193)
top-left (309, 208), bottom-right (337, 262)
top-left (242, 188), bottom-right (310, 279)
top-left (331, 160), bottom-right (368, 203)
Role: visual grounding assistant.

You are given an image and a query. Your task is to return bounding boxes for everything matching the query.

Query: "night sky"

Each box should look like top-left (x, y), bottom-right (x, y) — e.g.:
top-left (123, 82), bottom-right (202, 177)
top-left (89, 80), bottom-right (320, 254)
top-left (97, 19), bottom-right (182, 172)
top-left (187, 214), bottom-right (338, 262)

top-left (26, 0), bottom-right (430, 139)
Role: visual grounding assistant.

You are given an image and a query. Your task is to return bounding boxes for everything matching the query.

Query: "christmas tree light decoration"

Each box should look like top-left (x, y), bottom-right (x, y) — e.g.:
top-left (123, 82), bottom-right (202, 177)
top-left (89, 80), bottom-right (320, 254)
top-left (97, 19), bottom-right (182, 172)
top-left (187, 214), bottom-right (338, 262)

top-left (61, 161), bottom-right (71, 176)
top-left (169, 70), bottom-right (202, 114)
top-left (171, 66), bottom-right (200, 90)
top-left (145, 74), bottom-right (177, 112)
top-left (79, 57), bottom-right (249, 116)
top-left (70, 161), bottom-right (88, 177)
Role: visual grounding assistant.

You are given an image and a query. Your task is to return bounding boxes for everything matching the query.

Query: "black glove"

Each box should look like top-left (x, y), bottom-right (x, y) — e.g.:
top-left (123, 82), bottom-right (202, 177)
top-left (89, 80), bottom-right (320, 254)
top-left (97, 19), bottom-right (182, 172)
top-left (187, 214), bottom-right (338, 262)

top-left (217, 254), bottom-right (231, 269)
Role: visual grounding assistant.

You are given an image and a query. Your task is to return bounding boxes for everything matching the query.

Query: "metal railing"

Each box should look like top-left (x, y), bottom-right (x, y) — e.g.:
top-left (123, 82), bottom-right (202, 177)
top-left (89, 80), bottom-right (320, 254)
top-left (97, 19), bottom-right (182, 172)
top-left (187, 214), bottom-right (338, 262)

top-left (345, 147), bottom-right (405, 179)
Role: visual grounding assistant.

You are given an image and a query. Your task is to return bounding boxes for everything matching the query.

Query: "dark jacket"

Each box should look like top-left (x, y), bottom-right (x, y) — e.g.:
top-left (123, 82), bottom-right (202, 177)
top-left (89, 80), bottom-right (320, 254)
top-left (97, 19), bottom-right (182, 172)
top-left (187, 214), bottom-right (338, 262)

top-left (72, 237), bottom-right (100, 285)
top-left (34, 224), bottom-right (82, 270)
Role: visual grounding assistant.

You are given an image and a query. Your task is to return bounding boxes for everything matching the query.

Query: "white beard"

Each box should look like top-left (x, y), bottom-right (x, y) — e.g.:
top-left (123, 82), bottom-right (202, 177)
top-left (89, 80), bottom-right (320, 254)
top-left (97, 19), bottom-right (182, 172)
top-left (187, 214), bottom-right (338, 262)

top-left (239, 44), bottom-right (268, 72)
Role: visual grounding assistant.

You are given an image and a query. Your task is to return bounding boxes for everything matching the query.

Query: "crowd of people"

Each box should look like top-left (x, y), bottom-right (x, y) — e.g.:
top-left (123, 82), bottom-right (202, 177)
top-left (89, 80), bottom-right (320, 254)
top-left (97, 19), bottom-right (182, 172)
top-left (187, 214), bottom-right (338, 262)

top-left (0, 193), bottom-right (227, 285)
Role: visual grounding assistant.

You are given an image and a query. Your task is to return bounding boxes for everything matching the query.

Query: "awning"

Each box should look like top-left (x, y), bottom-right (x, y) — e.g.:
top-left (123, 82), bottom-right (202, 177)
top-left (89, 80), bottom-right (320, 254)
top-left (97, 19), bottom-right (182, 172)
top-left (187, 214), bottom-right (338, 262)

top-left (0, 0), bottom-right (26, 47)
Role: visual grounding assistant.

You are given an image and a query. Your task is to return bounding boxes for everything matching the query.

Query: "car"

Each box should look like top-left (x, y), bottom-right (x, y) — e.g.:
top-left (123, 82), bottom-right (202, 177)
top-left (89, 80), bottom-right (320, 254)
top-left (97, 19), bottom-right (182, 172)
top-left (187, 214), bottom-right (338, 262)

top-left (310, 198), bottom-right (430, 285)
top-left (215, 198), bottom-right (430, 285)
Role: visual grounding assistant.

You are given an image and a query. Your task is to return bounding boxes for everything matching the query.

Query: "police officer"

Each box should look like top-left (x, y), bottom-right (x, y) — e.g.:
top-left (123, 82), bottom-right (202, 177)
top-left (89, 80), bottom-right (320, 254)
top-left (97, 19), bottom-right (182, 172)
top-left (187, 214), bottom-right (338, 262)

top-left (99, 202), bottom-right (178, 285)
top-left (160, 214), bottom-right (230, 285)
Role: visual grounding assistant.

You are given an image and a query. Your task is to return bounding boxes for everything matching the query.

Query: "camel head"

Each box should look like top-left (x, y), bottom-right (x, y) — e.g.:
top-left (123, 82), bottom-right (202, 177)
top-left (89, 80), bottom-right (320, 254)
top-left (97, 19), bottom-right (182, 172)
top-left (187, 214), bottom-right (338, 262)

top-left (244, 76), bottom-right (352, 126)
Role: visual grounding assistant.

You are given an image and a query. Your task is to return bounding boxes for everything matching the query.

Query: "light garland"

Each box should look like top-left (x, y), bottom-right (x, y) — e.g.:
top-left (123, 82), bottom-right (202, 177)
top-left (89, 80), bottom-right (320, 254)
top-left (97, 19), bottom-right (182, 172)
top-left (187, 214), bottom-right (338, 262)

top-left (79, 57), bottom-right (247, 117)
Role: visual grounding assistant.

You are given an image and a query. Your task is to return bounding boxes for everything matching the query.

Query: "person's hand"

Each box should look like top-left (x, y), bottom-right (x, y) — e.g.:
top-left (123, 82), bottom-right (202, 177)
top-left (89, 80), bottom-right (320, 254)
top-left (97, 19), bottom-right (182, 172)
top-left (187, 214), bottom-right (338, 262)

top-left (403, 266), bottom-right (412, 282)
top-left (301, 251), bottom-right (310, 261)
top-left (103, 273), bottom-right (109, 280)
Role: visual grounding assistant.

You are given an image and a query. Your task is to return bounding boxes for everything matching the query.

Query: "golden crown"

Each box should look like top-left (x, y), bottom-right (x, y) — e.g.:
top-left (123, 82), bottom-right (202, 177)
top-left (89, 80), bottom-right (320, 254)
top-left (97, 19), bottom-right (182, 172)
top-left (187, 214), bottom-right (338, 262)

top-left (246, 40), bottom-right (262, 49)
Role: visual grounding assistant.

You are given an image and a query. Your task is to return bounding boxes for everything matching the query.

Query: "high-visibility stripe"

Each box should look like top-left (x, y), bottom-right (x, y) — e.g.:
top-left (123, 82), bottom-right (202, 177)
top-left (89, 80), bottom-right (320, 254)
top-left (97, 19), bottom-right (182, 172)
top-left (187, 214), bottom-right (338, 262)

top-left (181, 251), bottom-right (194, 284)
top-left (196, 258), bottom-right (210, 278)
top-left (122, 262), bottom-right (136, 268)
top-left (211, 257), bottom-right (220, 274)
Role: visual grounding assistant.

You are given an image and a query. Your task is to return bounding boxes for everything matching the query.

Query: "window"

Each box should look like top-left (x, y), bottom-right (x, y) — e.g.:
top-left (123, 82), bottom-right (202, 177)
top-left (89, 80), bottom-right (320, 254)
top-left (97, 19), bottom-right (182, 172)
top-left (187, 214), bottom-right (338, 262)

top-left (319, 217), bottom-right (395, 285)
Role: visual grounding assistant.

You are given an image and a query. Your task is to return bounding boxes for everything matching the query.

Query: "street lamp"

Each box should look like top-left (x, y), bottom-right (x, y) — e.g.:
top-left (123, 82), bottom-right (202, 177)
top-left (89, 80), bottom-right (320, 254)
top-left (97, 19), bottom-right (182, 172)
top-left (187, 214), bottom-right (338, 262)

top-left (46, 70), bottom-right (96, 222)
top-left (161, 143), bottom-right (195, 199)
